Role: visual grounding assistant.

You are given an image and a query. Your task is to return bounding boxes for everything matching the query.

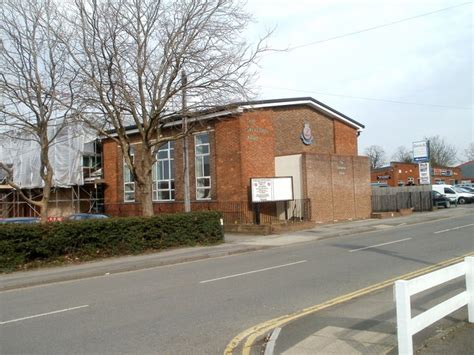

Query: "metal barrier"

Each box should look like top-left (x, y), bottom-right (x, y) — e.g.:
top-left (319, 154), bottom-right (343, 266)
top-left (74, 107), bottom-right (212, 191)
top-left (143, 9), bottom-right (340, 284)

top-left (394, 257), bottom-right (473, 354)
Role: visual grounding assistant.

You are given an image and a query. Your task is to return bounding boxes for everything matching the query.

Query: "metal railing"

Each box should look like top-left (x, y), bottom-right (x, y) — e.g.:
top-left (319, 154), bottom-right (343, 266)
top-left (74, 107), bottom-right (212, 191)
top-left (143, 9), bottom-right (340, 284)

top-left (107, 199), bottom-right (312, 225)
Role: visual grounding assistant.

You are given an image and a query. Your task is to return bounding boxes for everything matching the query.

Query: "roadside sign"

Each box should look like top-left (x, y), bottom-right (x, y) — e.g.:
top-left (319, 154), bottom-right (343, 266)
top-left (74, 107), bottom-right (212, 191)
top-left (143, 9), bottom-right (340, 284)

top-left (418, 162), bottom-right (431, 184)
top-left (250, 177), bottom-right (293, 202)
top-left (413, 141), bottom-right (430, 162)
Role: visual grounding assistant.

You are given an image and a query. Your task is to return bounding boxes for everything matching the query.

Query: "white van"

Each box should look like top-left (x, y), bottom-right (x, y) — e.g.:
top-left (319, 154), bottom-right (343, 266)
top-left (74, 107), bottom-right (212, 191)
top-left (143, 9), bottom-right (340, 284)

top-left (432, 184), bottom-right (473, 204)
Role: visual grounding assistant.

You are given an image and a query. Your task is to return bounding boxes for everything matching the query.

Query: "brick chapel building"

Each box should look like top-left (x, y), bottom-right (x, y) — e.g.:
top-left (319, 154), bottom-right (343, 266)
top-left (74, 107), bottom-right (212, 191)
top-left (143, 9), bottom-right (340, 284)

top-left (102, 97), bottom-right (371, 224)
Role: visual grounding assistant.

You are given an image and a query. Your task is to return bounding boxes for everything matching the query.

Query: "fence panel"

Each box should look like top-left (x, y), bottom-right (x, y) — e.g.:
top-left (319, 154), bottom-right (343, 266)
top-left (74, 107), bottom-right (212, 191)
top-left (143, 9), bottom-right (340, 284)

top-left (371, 186), bottom-right (432, 212)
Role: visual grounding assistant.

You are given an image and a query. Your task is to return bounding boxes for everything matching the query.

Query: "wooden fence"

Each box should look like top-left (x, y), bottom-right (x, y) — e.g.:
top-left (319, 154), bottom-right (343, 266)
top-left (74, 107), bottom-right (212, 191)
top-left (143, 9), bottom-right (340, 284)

top-left (371, 186), bottom-right (433, 212)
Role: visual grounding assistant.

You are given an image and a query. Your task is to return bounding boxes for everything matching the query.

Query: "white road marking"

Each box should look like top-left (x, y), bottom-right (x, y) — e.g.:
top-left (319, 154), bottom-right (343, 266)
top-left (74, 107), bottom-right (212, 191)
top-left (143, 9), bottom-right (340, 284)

top-left (349, 238), bottom-right (412, 253)
top-left (199, 260), bottom-right (307, 284)
top-left (0, 305), bottom-right (89, 325)
top-left (434, 223), bottom-right (474, 234)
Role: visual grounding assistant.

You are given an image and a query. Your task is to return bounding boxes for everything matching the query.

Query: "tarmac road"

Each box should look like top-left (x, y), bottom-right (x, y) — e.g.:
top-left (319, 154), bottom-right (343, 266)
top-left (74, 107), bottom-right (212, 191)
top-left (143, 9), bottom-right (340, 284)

top-left (1, 206), bottom-right (473, 354)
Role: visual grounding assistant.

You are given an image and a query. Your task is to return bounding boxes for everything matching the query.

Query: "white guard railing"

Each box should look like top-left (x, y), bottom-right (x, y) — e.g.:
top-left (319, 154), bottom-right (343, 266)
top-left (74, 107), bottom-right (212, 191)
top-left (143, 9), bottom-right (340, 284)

top-left (394, 256), bottom-right (473, 355)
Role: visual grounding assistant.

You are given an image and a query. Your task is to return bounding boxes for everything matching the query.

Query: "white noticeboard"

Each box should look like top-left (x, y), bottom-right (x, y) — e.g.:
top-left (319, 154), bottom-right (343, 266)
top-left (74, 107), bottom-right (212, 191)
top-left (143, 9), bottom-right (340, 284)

top-left (251, 177), bottom-right (293, 202)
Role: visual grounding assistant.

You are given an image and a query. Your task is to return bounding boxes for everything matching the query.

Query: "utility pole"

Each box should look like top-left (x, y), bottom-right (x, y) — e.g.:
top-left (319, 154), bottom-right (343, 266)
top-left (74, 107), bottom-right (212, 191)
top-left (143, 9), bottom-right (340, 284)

top-left (182, 70), bottom-right (191, 212)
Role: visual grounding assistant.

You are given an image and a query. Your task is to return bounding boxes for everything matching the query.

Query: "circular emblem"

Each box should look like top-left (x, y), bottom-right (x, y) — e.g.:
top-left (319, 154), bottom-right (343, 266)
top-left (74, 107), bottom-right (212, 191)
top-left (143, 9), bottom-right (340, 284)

top-left (300, 123), bottom-right (313, 145)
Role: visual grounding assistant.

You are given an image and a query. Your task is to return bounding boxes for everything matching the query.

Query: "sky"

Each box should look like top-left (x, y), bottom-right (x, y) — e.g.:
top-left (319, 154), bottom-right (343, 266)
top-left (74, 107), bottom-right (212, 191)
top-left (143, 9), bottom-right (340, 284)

top-left (244, 0), bottom-right (473, 164)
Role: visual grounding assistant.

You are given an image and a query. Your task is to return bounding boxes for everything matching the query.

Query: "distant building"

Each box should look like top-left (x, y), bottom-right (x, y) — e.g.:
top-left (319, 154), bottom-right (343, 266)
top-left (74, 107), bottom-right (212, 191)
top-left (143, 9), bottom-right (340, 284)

top-left (457, 160), bottom-right (474, 183)
top-left (371, 162), bottom-right (462, 186)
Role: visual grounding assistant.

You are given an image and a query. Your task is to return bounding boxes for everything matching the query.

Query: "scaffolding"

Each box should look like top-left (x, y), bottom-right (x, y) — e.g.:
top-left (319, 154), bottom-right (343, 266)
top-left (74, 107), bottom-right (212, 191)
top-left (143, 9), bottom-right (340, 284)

top-left (0, 125), bottom-right (104, 218)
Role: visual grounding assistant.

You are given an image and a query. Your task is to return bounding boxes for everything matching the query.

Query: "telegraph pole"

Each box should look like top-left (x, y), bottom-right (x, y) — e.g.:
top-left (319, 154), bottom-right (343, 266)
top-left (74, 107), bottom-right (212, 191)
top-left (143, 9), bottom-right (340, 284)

top-left (182, 70), bottom-right (191, 212)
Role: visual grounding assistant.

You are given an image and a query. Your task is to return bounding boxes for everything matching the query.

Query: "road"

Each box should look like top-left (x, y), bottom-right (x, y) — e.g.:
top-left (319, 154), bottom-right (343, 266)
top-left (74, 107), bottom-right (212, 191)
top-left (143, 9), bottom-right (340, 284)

top-left (1, 208), bottom-right (473, 354)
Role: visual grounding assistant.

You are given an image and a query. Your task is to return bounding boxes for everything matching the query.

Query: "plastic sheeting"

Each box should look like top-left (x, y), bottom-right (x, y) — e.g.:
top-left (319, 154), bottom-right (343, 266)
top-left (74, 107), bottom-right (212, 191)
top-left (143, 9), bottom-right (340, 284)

top-left (0, 125), bottom-right (97, 188)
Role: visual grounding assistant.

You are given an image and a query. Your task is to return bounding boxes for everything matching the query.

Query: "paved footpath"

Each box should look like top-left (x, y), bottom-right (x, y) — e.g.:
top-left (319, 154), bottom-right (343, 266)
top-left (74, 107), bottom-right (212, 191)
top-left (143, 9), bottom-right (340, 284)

top-left (265, 279), bottom-right (473, 355)
top-left (1, 205), bottom-right (473, 354)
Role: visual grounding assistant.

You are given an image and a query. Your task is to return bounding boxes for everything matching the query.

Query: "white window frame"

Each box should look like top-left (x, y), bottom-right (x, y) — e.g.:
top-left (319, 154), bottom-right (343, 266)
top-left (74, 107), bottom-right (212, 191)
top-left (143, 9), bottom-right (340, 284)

top-left (153, 141), bottom-right (175, 201)
top-left (194, 132), bottom-right (211, 200)
top-left (123, 148), bottom-right (135, 202)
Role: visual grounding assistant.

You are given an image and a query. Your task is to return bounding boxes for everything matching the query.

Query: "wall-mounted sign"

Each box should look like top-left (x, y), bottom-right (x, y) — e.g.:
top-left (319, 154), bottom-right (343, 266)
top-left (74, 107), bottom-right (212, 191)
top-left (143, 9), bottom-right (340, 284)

top-left (300, 123), bottom-right (313, 145)
top-left (250, 177), bottom-right (294, 202)
top-left (418, 162), bottom-right (431, 184)
top-left (377, 175), bottom-right (390, 180)
top-left (413, 141), bottom-right (430, 162)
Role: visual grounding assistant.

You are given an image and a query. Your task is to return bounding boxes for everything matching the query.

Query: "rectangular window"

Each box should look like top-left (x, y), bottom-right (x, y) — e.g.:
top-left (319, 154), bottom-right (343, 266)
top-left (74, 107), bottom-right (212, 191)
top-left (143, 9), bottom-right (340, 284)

top-left (153, 141), bottom-right (175, 201)
top-left (123, 148), bottom-right (135, 202)
top-left (195, 132), bottom-right (211, 200)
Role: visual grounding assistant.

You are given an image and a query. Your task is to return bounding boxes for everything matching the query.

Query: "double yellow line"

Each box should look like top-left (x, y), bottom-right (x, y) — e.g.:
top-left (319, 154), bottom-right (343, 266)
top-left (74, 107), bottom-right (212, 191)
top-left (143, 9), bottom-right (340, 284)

top-left (223, 253), bottom-right (474, 355)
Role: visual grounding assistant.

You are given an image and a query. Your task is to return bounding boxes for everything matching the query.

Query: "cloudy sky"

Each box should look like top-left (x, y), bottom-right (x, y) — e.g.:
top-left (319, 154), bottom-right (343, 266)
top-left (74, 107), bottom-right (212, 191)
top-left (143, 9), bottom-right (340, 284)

top-left (244, 0), bottom-right (473, 163)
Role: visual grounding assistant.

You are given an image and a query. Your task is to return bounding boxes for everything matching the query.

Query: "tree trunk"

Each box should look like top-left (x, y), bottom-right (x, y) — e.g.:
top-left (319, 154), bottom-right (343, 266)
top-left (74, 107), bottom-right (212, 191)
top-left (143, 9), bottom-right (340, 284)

top-left (137, 178), bottom-right (154, 216)
top-left (39, 138), bottom-right (54, 223)
top-left (136, 144), bottom-right (155, 217)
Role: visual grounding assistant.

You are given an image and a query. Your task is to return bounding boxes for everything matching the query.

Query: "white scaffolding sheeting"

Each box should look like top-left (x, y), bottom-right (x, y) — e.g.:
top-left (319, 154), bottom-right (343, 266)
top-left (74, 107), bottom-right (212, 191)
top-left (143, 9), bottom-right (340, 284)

top-left (0, 125), bottom-right (97, 188)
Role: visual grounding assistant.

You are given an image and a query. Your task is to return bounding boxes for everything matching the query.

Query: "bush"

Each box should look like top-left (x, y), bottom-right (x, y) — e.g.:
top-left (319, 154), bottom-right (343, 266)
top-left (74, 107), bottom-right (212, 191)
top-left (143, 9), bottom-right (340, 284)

top-left (0, 211), bottom-right (223, 272)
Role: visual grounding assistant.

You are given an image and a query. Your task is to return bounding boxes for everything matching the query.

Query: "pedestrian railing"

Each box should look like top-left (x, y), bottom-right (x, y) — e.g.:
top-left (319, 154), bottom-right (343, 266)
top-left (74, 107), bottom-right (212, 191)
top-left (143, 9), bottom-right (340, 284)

top-left (394, 256), bottom-right (473, 355)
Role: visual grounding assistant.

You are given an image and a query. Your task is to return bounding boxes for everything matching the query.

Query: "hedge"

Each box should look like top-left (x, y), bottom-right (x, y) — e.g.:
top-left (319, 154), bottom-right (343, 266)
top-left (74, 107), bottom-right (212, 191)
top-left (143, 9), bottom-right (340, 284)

top-left (0, 211), bottom-right (223, 272)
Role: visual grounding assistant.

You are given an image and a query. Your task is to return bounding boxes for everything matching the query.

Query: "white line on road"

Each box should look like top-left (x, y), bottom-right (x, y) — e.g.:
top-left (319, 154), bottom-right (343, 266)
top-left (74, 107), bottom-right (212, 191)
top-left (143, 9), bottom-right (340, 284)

top-left (349, 238), bottom-right (412, 253)
top-left (199, 260), bottom-right (307, 284)
top-left (434, 223), bottom-right (474, 234)
top-left (0, 305), bottom-right (89, 325)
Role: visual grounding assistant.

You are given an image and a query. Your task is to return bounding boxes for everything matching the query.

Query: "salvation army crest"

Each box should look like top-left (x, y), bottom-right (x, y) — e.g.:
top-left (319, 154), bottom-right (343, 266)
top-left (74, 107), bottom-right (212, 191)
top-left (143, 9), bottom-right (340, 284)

top-left (300, 123), bottom-right (313, 145)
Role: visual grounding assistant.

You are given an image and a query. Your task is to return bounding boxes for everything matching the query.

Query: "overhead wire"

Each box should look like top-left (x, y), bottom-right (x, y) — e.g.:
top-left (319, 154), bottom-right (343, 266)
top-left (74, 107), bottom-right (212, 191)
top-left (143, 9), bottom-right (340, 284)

top-left (261, 86), bottom-right (473, 110)
top-left (286, 2), bottom-right (472, 51)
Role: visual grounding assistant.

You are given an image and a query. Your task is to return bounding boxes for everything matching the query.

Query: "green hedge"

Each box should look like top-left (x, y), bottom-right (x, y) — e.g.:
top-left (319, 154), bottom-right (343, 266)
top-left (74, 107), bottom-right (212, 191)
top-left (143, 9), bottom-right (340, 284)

top-left (0, 211), bottom-right (223, 272)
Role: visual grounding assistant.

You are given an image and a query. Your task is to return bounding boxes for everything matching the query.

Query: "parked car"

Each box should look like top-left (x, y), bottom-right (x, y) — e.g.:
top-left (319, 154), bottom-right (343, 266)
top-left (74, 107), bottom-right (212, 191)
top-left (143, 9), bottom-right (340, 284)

top-left (0, 217), bottom-right (40, 224)
top-left (455, 185), bottom-right (474, 194)
top-left (66, 213), bottom-right (109, 221)
top-left (431, 191), bottom-right (451, 208)
top-left (431, 184), bottom-right (473, 204)
top-left (452, 187), bottom-right (474, 204)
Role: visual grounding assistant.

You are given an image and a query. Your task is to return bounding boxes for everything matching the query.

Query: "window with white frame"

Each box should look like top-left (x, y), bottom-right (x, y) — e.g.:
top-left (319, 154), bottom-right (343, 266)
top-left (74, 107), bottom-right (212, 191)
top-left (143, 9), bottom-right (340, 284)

top-left (195, 132), bottom-right (211, 200)
top-left (153, 141), bottom-right (175, 201)
top-left (123, 147), bottom-right (135, 202)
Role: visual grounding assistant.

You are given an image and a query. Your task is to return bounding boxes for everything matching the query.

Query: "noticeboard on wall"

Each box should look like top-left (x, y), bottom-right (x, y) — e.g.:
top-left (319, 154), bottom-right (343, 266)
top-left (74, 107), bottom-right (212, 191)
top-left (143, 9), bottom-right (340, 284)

top-left (250, 177), bottom-right (294, 203)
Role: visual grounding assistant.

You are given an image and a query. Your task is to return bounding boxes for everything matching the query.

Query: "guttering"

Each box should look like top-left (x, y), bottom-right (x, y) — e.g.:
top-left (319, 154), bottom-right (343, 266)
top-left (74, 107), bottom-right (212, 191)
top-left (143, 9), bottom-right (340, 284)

top-left (105, 107), bottom-right (244, 138)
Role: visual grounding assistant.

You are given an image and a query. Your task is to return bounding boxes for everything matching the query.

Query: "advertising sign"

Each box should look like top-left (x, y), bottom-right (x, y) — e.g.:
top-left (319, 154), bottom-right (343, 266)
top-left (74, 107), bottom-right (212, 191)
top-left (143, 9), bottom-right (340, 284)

top-left (413, 141), bottom-right (430, 162)
top-left (418, 162), bottom-right (431, 185)
top-left (251, 177), bottom-right (293, 202)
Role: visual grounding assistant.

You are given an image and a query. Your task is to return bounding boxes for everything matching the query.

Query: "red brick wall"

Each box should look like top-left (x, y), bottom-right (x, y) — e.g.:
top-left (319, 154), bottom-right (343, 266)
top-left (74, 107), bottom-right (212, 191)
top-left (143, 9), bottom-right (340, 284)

top-left (238, 111), bottom-right (275, 200)
top-left (353, 157), bottom-right (372, 218)
top-left (215, 117), bottom-right (243, 201)
top-left (273, 106), bottom-right (335, 156)
top-left (334, 120), bottom-right (358, 155)
top-left (304, 153), bottom-right (371, 223)
top-left (102, 140), bottom-right (120, 209)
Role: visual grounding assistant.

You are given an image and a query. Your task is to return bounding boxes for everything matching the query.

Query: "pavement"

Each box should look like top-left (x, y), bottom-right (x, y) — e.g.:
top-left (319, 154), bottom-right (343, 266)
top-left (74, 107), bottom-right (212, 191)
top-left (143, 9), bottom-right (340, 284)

top-left (1, 205), bottom-right (473, 354)
top-left (264, 279), bottom-right (473, 355)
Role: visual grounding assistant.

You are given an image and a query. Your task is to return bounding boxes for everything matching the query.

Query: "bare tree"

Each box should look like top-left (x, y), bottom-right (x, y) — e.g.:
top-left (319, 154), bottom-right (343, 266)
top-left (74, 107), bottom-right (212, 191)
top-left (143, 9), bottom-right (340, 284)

top-left (425, 135), bottom-right (457, 167)
top-left (392, 146), bottom-right (413, 163)
top-left (64, 0), bottom-right (269, 216)
top-left (364, 145), bottom-right (386, 170)
top-left (464, 142), bottom-right (474, 162)
top-left (0, 0), bottom-right (76, 221)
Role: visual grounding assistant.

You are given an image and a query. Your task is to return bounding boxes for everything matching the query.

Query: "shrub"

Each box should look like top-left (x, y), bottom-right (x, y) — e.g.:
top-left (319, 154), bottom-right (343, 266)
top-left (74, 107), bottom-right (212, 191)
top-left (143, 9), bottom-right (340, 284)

top-left (0, 211), bottom-right (223, 272)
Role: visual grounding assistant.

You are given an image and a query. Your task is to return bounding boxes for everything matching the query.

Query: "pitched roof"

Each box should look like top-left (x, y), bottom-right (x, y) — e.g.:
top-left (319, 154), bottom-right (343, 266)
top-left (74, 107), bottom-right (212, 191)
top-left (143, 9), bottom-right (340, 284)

top-left (110, 97), bottom-right (365, 136)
